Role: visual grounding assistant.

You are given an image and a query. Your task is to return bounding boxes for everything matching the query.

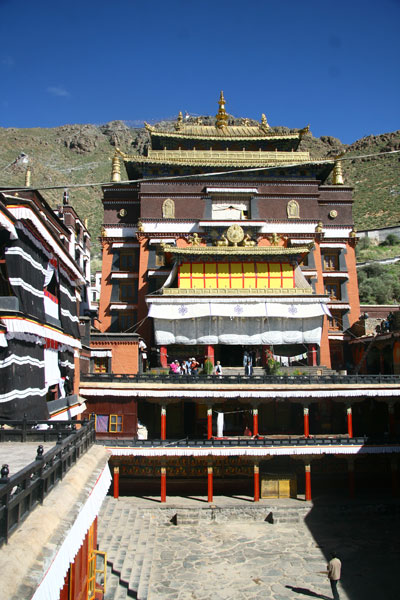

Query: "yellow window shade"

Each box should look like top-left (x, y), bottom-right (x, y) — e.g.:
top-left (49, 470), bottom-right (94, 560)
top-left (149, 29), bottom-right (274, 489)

top-left (205, 263), bottom-right (217, 275)
top-left (230, 263), bottom-right (242, 275)
top-left (179, 263), bottom-right (191, 275)
top-left (191, 263), bottom-right (203, 276)
top-left (217, 263), bottom-right (230, 275)
top-left (269, 263), bottom-right (281, 274)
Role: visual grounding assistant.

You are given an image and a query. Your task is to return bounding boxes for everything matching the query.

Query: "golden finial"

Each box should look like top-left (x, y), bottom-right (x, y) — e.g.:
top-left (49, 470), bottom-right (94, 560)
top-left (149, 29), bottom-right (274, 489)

top-left (84, 218), bottom-right (88, 229)
top-left (299, 125), bottom-right (310, 137)
top-left (315, 221), bottom-right (324, 233)
top-left (25, 166), bottom-right (32, 187)
top-left (137, 220), bottom-right (144, 232)
top-left (350, 227), bottom-right (357, 238)
top-left (215, 90), bottom-right (228, 129)
top-left (268, 233), bottom-right (280, 246)
top-left (189, 232), bottom-right (201, 246)
top-left (261, 114), bottom-right (269, 131)
top-left (332, 158), bottom-right (344, 185)
top-left (175, 111), bottom-right (183, 131)
top-left (101, 226), bottom-right (107, 238)
top-left (111, 153), bottom-right (121, 182)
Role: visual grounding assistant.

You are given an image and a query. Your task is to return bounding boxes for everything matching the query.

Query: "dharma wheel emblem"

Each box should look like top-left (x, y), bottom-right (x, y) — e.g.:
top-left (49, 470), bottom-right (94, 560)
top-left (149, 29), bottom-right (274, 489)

top-left (226, 224), bottom-right (244, 245)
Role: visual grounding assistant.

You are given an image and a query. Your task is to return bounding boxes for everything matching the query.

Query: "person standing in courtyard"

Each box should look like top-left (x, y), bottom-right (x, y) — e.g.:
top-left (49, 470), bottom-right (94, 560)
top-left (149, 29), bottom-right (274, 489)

top-left (327, 551), bottom-right (341, 600)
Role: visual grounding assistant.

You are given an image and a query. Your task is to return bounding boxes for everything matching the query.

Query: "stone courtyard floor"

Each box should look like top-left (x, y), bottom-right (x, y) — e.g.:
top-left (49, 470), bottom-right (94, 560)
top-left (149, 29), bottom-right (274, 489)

top-left (98, 494), bottom-right (399, 600)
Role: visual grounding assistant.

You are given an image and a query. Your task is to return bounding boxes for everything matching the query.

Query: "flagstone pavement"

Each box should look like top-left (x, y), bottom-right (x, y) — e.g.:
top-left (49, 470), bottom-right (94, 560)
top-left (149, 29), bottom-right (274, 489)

top-left (98, 495), bottom-right (399, 600)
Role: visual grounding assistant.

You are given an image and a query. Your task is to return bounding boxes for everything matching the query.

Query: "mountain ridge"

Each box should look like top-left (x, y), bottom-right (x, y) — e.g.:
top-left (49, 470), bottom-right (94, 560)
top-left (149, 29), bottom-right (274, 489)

top-left (1, 120), bottom-right (399, 263)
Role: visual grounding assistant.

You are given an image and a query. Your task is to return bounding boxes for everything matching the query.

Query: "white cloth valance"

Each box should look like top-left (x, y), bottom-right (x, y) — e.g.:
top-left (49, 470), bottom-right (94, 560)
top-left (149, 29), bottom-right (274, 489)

top-left (80, 388), bottom-right (400, 400)
top-left (1, 316), bottom-right (81, 349)
top-left (153, 315), bottom-right (323, 346)
top-left (91, 350), bottom-right (112, 358)
top-left (0, 210), bottom-right (17, 239)
top-left (148, 300), bottom-right (329, 320)
top-left (107, 445), bottom-right (400, 458)
top-left (31, 464), bottom-right (111, 600)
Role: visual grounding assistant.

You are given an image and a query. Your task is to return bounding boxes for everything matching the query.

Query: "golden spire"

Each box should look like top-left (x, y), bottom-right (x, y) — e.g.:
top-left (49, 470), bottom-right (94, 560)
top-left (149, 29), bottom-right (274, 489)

top-left (332, 158), bottom-right (344, 185)
top-left (25, 166), bottom-right (32, 187)
top-left (215, 91), bottom-right (228, 129)
top-left (175, 111), bottom-right (183, 130)
top-left (111, 152), bottom-right (121, 182)
top-left (261, 114), bottom-right (269, 131)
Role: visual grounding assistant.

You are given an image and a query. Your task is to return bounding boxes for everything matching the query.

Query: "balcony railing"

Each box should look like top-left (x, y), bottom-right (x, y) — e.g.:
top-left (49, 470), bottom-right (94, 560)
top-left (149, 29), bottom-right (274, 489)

top-left (80, 373), bottom-right (400, 385)
top-left (0, 419), bottom-right (95, 547)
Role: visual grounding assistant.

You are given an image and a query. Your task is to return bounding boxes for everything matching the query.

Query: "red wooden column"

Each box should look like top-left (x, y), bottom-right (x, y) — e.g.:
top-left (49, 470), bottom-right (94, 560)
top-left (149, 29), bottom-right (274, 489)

top-left (307, 344), bottom-right (318, 367)
top-left (305, 461), bottom-right (312, 501)
top-left (391, 457), bottom-right (399, 497)
top-left (160, 346), bottom-right (168, 368)
top-left (253, 407), bottom-right (259, 437)
top-left (253, 462), bottom-right (260, 502)
top-left (113, 465), bottom-right (120, 499)
top-left (347, 405), bottom-right (353, 438)
top-left (207, 462), bottom-right (213, 503)
top-left (161, 465), bottom-right (167, 503)
top-left (388, 403), bottom-right (396, 436)
top-left (161, 405), bottom-right (167, 440)
top-left (303, 405), bottom-right (310, 438)
top-left (207, 406), bottom-right (213, 440)
top-left (347, 458), bottom-right (355, 499)
top-left (205, 345), bottom-right (215, 366)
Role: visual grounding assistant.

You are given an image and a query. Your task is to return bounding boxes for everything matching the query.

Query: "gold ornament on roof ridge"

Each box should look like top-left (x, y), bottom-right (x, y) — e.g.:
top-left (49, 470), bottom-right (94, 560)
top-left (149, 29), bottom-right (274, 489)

top-left (261, 114), bottom-right (269, 131)
top-left (215, 91), bottom-right (229, 129)
top-left (226, 223), bottom-right (245, 246)
top-left (175, 111), bottom-right (183, 131)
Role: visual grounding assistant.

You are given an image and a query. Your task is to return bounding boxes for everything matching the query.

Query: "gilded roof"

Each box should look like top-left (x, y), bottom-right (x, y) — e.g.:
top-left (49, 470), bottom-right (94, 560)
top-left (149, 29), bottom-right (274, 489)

top-left (144, 122), bottom-right (305, 141)
top-left (118, 148), bottom-right (312, 168)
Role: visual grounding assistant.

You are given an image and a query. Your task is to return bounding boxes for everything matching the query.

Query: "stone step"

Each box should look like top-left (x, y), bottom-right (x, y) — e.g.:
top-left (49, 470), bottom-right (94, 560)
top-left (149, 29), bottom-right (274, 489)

top-left (120, 510), bottom-right (143, 585)
top-left (128, 514), bottom-right (152, 594)
top-left (137, 522), bottom-right (158, 600)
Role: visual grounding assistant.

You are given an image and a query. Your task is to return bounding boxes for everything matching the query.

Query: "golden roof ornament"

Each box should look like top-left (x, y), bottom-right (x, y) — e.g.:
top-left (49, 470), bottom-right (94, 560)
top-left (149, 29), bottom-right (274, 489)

top-left (175, 111), bottom-right (184, 131)
top-left (137, 220), bottom-right (144, 232)
top-left (268, 233), bottom-right (280, 246)
top-left (261, 114), bottom-right (269, 131)
top-left (332, 157), bottom-right (344, 185)
top-left (350, 227), bottom-right (357, 238)
top-left (189, 232), bottom-right (202, 246)
top-left (226, 223), bottom-right (244, 246)
top-left (315, 221), bottom-right (324, 233)
top-left (111, 153), bottom-right (121, 182)
top-left (215, 91), bottom-right (229, 129)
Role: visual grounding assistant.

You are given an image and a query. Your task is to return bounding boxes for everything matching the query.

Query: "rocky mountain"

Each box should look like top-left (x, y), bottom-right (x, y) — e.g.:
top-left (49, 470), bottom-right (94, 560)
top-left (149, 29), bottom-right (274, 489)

top-left (1, 119), bottom-right (399, 266)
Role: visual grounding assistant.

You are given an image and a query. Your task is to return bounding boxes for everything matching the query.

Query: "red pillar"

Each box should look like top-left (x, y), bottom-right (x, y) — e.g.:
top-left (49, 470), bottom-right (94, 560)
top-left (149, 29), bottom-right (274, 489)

top-left (205, 345), bottom-right (215, 366)
top-left (305, 462), bottom-right (312, 501)
top-left (303, 406), bottom-right (310, 438)
top-left (391, 457), bottom-right (399, 497)
top-left (307, 344), bottom-right (318, 367)
top-left (161, 405), bottom-right (166, 440)
top-left (207, 406), bottom-right (213, 439)
top-left (262, 345), bottom-right (272, 367)
top-left (160, 346), bottom-right (168, 368)
top-left (254, 463), bottom-right (260, 502)
top-left (347, 406), bottom-right (353, 438)
top-left (253, 408), bottom-right (259, 437)
top-left (348, 458), bottom-right (355, 499)
top-left (207, 464), bottom-right (213, 503)
top-left (388, 403), bottom-right (396, 436)
top-left (161, 466), bottom-right (167, 502)
top-left (113, 466), bottom-right (120, 499)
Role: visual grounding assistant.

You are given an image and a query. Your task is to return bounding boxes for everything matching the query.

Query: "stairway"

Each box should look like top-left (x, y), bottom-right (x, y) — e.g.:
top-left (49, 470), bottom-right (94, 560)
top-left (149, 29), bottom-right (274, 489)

top-left (97, 498), bottom-right (158, 600)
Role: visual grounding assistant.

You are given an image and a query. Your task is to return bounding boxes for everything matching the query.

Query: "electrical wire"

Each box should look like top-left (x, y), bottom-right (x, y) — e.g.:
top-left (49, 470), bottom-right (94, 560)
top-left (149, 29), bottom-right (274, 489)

top-left (1, 149), bottom-right (399, 195)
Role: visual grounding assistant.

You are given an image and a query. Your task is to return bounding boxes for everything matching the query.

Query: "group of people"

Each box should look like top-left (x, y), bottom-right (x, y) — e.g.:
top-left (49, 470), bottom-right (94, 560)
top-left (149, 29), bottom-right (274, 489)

top-left (169, 357), bottom-right (200, 375)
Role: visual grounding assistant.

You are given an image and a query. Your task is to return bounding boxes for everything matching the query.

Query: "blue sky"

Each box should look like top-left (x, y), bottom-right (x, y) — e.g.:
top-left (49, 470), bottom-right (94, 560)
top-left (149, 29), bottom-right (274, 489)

top-left (0, 0), bottom-right (399, 143)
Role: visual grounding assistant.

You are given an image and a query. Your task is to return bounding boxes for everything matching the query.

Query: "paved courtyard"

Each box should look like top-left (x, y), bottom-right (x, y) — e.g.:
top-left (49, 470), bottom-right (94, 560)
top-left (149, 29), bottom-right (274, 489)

top-left (98, 495), bottom-right (399, 600)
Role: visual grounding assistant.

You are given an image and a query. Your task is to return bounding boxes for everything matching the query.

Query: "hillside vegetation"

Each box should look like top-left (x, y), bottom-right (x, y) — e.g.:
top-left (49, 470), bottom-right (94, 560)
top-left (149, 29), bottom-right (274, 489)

top-left (0, 120), bottom-right (399, 263)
